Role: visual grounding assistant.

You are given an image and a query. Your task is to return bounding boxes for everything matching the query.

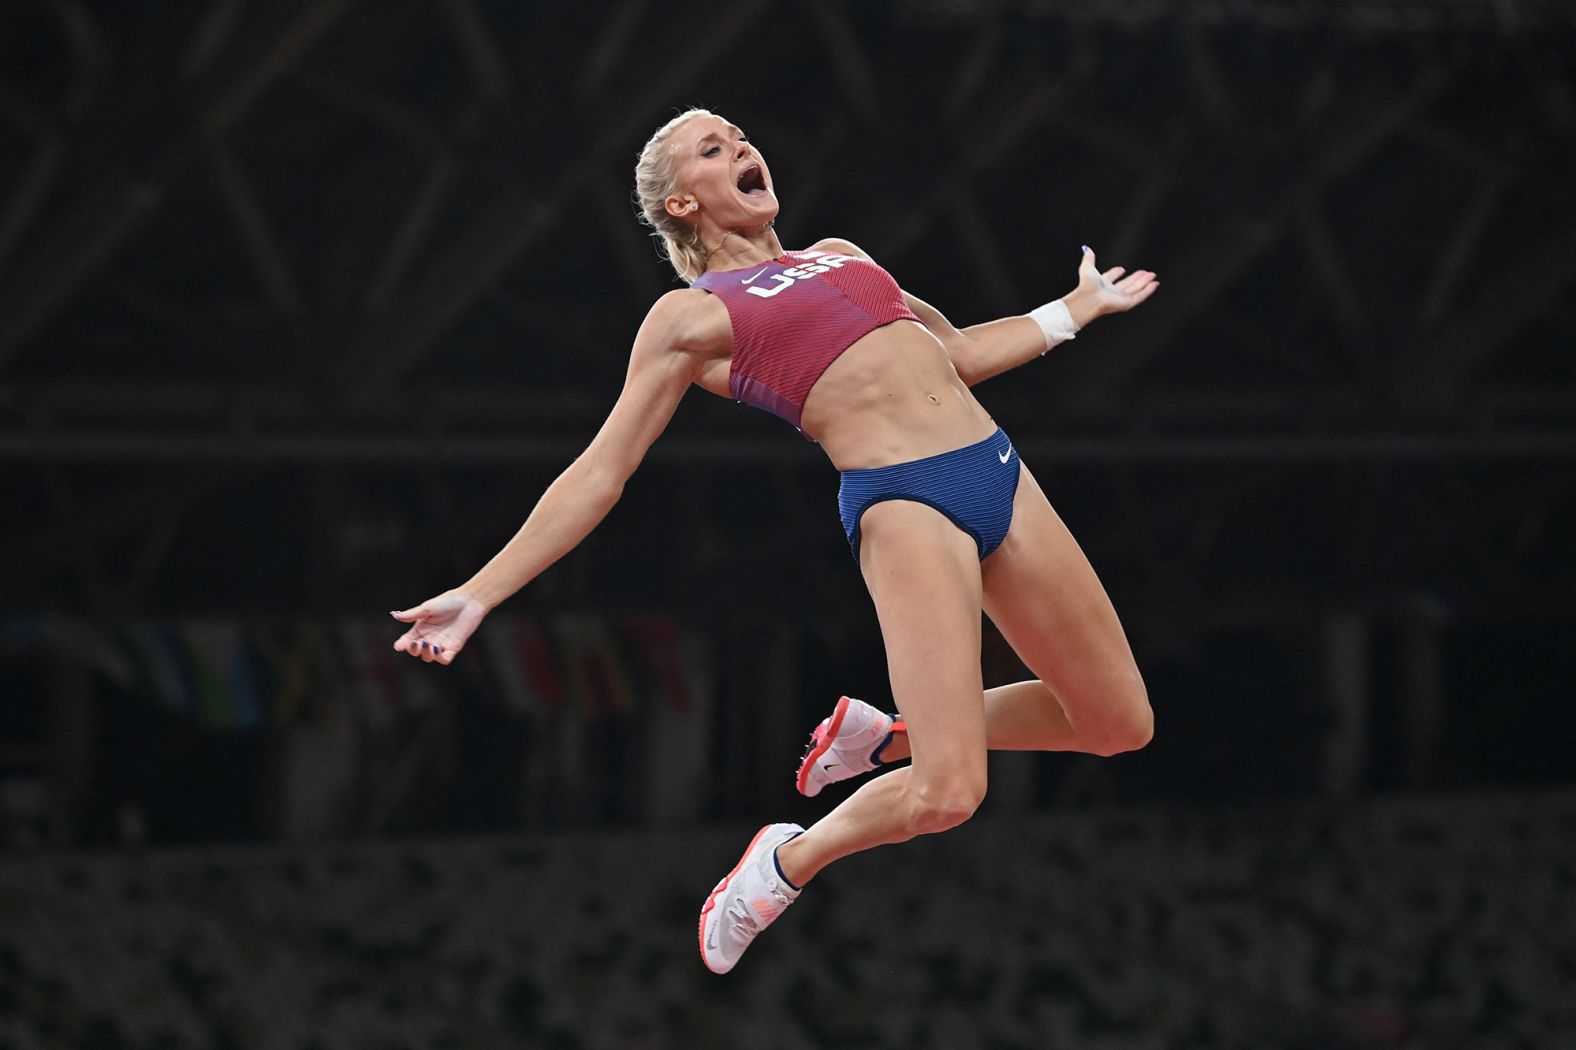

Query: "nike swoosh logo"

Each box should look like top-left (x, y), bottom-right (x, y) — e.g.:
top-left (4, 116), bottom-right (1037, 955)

top-left (706, 927), bottom-right (718, 952)
top-left (821, 762), bottom-right (841, 772)
top-left (741, 267), bottom-right (771, 284)
top-left (998, 450), bottom-right (1011, 464)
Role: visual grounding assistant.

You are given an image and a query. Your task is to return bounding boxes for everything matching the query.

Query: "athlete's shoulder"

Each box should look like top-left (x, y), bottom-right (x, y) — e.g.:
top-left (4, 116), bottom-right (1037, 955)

top-left (638, 287), bottom-right (728, 353)
top-left (648, 286), bottom-right (712, 316)
top-left (805, 237), bottom-right (873, 261)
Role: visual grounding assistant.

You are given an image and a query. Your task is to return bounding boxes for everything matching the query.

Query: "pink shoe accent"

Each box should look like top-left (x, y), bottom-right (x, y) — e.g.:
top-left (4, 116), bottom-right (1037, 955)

top-left (794, 696), bottom-right (852, 796)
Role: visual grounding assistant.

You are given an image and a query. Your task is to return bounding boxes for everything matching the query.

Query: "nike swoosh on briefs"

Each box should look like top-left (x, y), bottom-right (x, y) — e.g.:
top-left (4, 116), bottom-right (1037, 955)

top-left (741, 267), bottom-right (771, 284)
top-left (998, 450), bottom-right (1011, 464)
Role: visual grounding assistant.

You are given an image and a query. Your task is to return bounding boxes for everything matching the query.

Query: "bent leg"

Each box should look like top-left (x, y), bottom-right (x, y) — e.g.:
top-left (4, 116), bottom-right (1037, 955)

top-left (979, 463), bottom-right (1152, 757)
top-left (776, 499), bottom-right (988, 885)
top-left (836, 464), bottom-right (1148, 766)
top-left (869, 679), bottom-right (1080, 765)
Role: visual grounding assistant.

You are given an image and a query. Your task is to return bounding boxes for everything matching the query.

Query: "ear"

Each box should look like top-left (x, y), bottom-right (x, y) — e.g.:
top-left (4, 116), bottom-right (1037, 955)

top-left (665, 194), bottom-right (697, 219)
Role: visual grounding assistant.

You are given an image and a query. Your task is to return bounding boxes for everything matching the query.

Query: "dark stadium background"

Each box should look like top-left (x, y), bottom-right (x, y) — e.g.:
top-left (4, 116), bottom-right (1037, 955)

top-left (1, 2), bottom-right (1573, 1047)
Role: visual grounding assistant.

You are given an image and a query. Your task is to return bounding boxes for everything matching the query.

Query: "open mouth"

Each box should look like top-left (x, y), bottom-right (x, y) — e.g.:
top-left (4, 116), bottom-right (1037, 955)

top-left (736, 163), bottom-right (767, 196)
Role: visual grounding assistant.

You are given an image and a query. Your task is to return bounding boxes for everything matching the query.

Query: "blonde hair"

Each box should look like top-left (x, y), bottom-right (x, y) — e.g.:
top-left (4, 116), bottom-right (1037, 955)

top-left (634, 107), bottom-right (717, 284)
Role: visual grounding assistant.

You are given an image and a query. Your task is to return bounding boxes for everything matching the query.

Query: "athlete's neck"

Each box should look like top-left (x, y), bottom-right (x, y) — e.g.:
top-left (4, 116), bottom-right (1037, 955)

top-left (703, 224), bottom-right (784, 274)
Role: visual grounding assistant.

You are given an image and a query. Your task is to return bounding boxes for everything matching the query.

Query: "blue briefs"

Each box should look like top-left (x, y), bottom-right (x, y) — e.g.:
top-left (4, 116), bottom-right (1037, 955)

top-left (837, 428), bottom-right (1022, 562)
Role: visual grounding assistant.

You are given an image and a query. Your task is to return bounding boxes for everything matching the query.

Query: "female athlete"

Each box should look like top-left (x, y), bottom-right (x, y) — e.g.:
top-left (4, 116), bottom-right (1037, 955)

top-left (391, 108), bottom-right (1159, 974)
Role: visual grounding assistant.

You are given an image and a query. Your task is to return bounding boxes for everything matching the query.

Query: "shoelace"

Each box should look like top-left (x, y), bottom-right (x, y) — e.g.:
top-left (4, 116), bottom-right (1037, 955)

top-left (724, 879), bottom-right (793, 941)
top-left (725, 900), bottom-right (761, 937)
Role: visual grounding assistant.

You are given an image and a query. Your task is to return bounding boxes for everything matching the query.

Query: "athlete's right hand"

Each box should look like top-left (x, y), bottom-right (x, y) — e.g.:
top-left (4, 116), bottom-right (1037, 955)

top-left (390, 590), bottom-right (487, 665)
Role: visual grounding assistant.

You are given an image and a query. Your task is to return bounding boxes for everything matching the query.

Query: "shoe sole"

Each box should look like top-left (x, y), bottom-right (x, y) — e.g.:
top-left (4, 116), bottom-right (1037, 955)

top-left (794, 695), bottom-right (852, 798)
top-left (698, 823), bottom-right (776, 974)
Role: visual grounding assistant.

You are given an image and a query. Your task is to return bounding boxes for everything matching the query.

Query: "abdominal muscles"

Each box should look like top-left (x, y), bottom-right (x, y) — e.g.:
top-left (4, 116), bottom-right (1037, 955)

top-left (804, 319), bottom-right (997, 471)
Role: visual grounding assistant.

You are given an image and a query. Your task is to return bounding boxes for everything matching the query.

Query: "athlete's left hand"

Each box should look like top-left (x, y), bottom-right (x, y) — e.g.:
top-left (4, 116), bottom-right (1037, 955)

top-left (1075, 246), bottom-right (1158, 317)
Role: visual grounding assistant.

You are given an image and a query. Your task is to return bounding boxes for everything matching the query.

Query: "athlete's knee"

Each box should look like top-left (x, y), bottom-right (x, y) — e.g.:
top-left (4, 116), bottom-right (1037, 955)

top-left (1089, 676), bottom-right (1153, 757)
top-left (1093, 708), bottom-right (1153, 757)
top-left (905, 773), bottom-right (987, 836)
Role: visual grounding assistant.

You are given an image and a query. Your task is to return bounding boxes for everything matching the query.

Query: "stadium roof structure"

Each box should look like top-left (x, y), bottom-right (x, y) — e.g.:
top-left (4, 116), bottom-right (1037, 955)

top-left (0, 0), bottom-right (1570, 627)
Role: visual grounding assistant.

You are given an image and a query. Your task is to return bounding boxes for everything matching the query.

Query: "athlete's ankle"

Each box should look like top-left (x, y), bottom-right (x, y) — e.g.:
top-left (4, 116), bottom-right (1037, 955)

top-left (874, 727), bottom-right (911, 764)
top-left (774, 834), bottom-right (814, 888)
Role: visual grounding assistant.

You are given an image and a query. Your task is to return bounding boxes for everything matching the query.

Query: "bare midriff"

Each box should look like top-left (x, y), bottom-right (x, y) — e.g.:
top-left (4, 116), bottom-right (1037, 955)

top-left (802, 319), bottom-right (997, 471)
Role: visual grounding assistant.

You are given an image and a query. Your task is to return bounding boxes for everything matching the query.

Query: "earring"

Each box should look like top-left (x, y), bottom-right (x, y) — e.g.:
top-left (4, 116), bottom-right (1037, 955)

top-left (687, 203), bottom-right (698, 212)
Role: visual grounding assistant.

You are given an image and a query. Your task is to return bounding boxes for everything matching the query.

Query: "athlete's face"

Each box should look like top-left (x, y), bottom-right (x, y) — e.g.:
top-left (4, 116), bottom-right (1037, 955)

top-left (665, 115), bottom-right (778, 228)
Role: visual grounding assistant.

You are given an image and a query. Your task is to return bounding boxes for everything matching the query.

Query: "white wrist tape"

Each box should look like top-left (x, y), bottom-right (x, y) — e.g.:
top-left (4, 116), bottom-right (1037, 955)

top-left (1028, 299), bottom-right (1079, 353)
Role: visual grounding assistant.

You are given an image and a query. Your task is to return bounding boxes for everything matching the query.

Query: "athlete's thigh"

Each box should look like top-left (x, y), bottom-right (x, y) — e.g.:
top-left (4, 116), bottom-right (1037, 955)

top-left (981, 464), bottom-right (1145, 723)
top-left (857, 499), bottom-right (987, 781)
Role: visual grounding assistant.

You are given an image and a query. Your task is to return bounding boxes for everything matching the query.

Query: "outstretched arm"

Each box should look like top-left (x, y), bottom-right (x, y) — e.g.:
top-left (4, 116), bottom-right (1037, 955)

top-left (909, 245), bottom-right (1158, 386)
top-left (391, 291), bottom-right (706, 664)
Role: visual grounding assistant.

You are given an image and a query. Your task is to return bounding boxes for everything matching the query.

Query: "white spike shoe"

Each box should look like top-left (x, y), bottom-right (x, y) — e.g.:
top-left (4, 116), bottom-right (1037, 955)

top-left (795, 695), bottom-right (903, 798)
top-left (699, 822), bottom-right (804, 974)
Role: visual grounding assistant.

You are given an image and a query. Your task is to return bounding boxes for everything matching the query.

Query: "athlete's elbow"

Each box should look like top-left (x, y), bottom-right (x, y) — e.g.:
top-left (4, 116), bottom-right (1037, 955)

top-left (945, 345), bottom-right (983, 387)
top-left (576, 461), bottom-right (629, 509)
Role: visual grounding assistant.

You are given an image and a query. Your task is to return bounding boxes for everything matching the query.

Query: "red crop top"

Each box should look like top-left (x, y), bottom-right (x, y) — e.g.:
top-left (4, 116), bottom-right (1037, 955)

top-left (692, 249), bottom-right (919, 430)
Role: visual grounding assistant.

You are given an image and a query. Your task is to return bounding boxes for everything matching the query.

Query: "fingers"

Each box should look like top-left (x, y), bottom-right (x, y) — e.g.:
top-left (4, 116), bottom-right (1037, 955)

top-left (1083, 247), bottom-right (1161, 298)
top-left (412, 639), bottom-right (455, 664)
top-left (392, 633), bottom-right (458, 665)
top-left (1112, 275), bottom-right (1160, 310)
top-left (411, 639), bottom-right (446, 664)
top-left (1079, 245), bottom-right (1098, 277)
top-left (390, 606), bottom-right (424, 623)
